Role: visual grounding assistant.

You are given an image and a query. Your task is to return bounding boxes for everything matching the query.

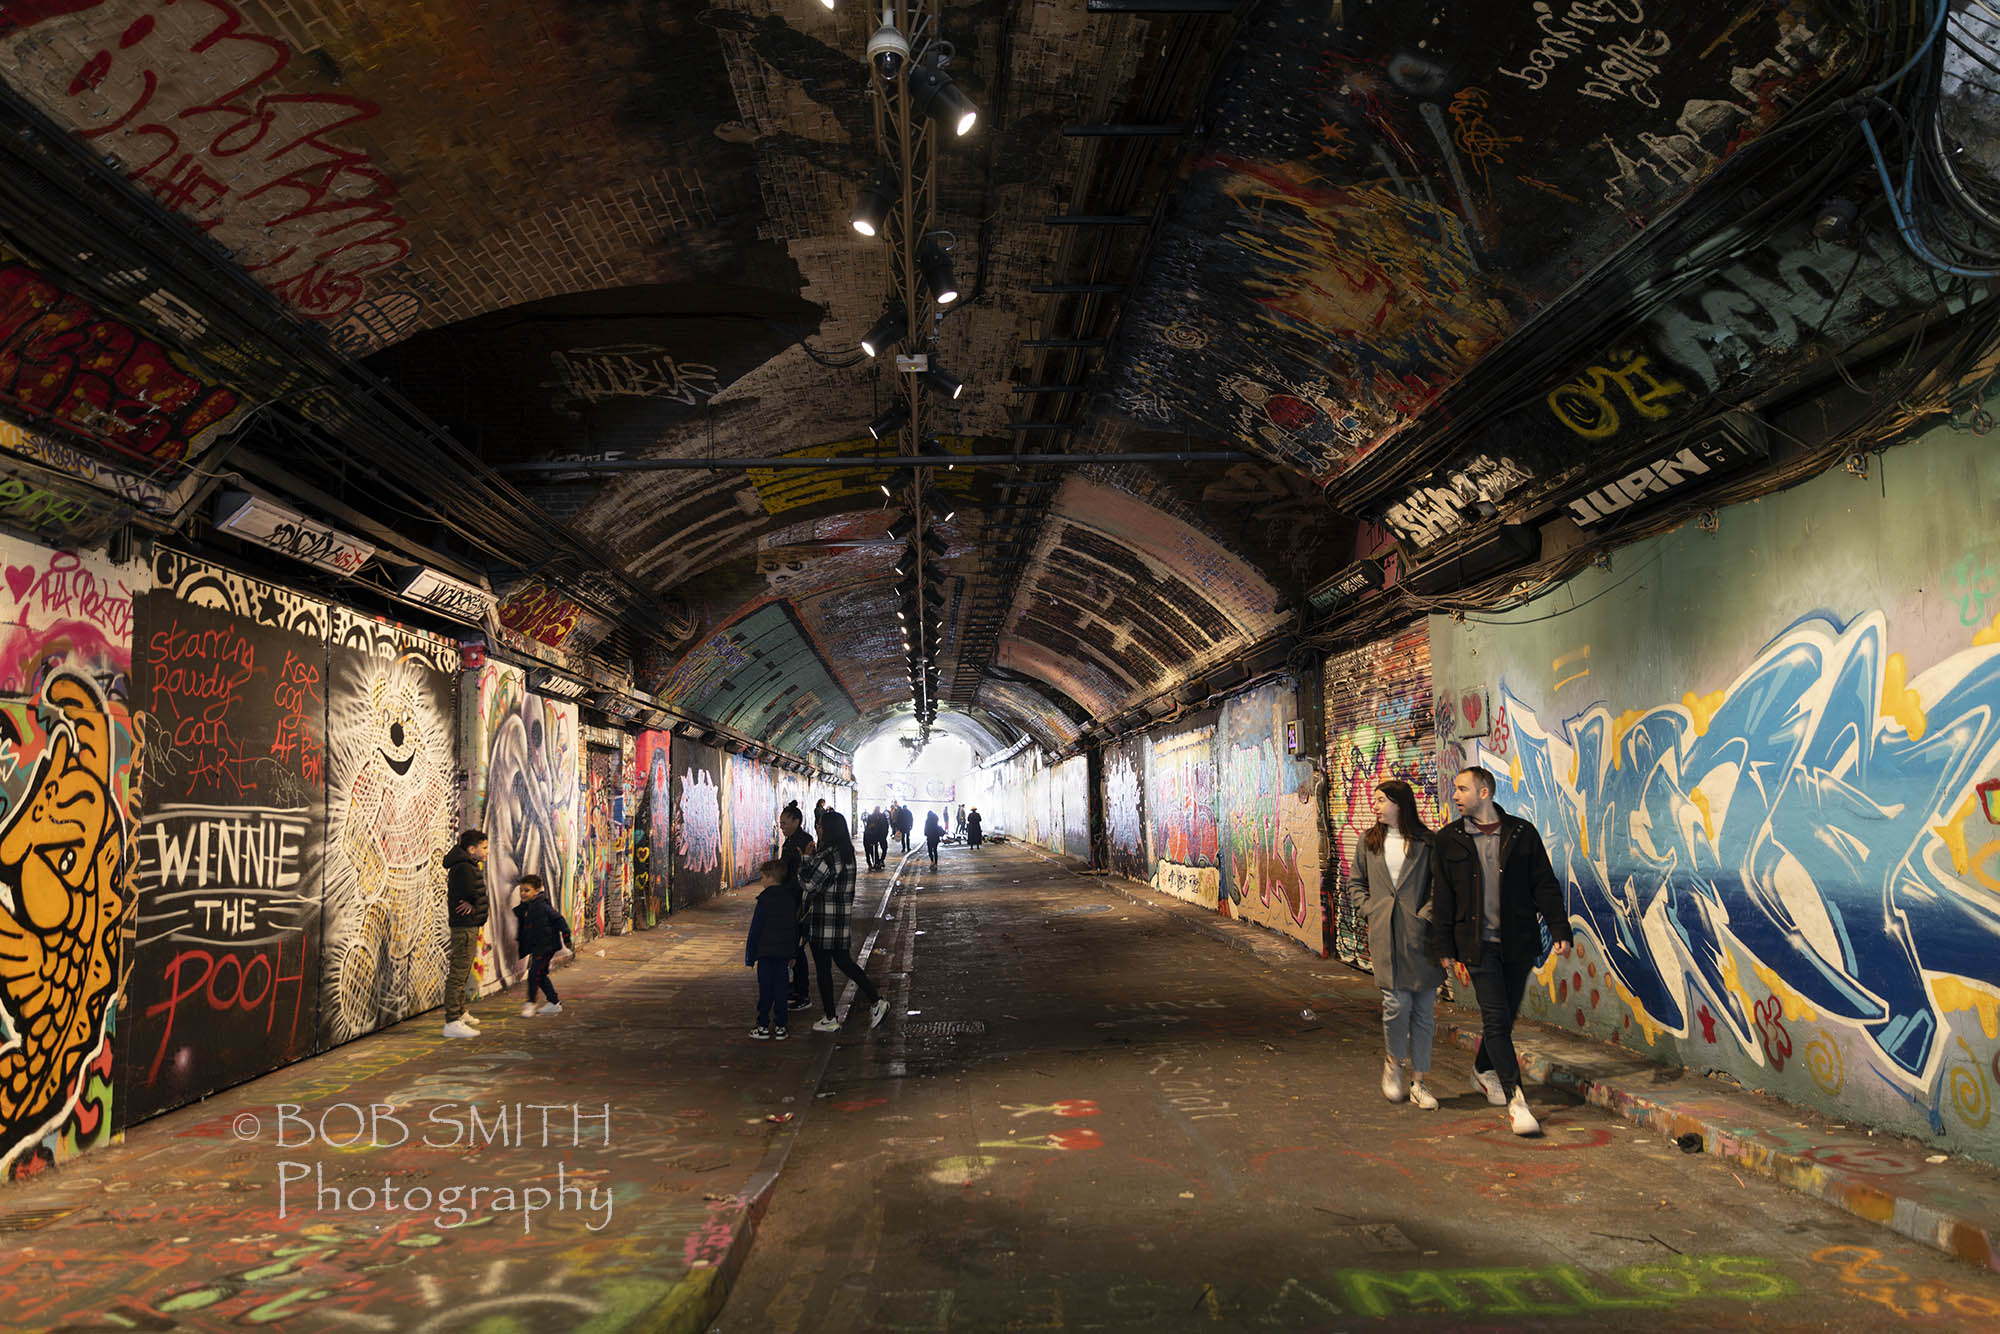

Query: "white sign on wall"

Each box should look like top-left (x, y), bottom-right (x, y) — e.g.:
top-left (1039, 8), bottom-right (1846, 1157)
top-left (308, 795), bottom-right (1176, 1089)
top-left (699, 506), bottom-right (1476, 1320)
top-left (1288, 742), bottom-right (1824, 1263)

top-left (214, 491), bottom-right (374, 575)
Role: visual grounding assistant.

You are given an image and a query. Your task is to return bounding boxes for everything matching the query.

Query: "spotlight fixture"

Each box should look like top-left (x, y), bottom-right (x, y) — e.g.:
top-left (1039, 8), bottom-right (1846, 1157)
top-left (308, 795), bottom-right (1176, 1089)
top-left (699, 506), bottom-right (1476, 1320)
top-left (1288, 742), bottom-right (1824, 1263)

top-left (866, 8), bottom-right (909, 81)
top-left (922, 364), bottom-right (964, 400)
top-left (921, 529), bottom-right (948, 558)
top-left (887, 513), bottom-right (917, 542)
top-left (851, 175), bottom-right (896, 237)
top-left (860, 305), bottom-right (909, 358)
top-left (918, 435), bottom-right (955, 470)
top-left (908, 63), bottom-right (978, 136)
top-left (869, 404), bottom-right (909, 439)
top-left (918, 235), bottom-right (958, 304)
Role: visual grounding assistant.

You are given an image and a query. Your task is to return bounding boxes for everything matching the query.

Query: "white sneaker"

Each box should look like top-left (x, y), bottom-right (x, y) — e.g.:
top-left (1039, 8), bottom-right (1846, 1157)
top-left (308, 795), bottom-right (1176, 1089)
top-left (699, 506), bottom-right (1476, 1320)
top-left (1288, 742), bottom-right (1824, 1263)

top-left (520, 1003), bottom-right (539, 1017)
top-left (1508, 1089), bottom-right (1541, 1136)
top-left (441, 1019), bottom-right (479, 1039)
top-left (1381, 1057), bottom-right (1407, 1103)
top-left (1408, 1075), bottom-right (1439, 1110)
top-left (536, 1002), bottom-right (562, 1015)
top-left (1472, 1069), bottom-right (1507, 1106)
top-left (869, 999), bottom-right (890, 1029)
top-left (460, 1012), bottom-right (482, 1028)
top-left (811, 1017), bottom-right (841, 1033)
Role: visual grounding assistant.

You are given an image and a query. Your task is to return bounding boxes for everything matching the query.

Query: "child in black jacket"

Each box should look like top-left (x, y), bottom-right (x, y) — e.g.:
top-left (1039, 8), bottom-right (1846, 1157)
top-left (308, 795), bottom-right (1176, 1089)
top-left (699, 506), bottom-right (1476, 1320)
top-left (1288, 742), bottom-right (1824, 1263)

top-left (745, 858), bottom-right (797, 1039)
top-left (512, 875), bottom-right (573, 1017)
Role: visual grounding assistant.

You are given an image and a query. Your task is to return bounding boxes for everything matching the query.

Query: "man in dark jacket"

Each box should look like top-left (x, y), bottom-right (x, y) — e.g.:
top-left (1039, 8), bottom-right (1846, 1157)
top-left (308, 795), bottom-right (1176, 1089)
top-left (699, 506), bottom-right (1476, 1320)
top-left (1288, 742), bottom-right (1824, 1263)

top-left (441, 830), bottom-right (490, 1039)
top-left (891, 802), bottom-right (913, 852)
top-left (778, 803), bottom-right (815, 1009)
top-left (1430, 766), bottom-right (1572, 1136)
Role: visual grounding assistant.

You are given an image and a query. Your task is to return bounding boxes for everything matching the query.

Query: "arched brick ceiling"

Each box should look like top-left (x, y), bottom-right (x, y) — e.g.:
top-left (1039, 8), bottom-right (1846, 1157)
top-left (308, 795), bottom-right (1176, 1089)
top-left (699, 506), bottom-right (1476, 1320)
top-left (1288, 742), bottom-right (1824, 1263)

top-left (998, 476), bottom-right (1282, 717)
top-left (0, 1), bottom-right (1918, 760)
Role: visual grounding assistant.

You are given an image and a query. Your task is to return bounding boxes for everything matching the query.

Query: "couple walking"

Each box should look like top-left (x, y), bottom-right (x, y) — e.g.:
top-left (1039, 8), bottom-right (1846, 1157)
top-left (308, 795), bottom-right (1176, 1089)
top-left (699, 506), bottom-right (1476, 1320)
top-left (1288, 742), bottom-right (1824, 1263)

top-left (1349, 767), bottom-right (1571, 1135)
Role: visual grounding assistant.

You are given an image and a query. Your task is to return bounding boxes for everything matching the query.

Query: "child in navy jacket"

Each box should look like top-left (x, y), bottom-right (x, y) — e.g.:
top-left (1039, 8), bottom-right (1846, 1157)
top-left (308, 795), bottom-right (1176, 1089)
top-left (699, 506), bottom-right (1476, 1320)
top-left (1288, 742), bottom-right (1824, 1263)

top-left (513, 874), bottom-right (573, 1017)
top-left (745, 858), bottom-right (797, 1039)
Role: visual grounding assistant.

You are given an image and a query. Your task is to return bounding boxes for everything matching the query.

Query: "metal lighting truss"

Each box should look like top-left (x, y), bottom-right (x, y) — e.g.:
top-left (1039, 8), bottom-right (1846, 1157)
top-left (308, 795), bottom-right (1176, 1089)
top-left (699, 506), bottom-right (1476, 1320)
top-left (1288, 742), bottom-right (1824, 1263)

top-left (871, 0), bottom-right (950, 741)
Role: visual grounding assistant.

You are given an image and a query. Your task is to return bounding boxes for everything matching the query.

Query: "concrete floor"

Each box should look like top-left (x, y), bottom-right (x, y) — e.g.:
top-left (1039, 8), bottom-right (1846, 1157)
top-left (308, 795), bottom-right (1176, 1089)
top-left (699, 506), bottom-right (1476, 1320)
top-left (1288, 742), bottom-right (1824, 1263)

top-left (719, 843), bottom-right (2000, 1332)
top-left (3, 842), bottom-right (1998, 1331)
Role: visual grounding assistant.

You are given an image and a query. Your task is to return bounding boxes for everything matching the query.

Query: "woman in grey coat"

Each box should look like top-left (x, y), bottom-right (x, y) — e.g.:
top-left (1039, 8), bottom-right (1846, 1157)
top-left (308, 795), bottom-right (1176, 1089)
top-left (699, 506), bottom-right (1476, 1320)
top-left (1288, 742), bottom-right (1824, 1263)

top-left (1346, 779), bottom-right (1444, 1109)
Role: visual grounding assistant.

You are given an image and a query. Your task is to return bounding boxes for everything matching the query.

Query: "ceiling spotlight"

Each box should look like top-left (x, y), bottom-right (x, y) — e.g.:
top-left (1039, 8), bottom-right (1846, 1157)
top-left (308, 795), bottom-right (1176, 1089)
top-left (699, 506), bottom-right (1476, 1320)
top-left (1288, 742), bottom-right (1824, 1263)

top-left (869, 404), bottom-right (909, 439)
top-left (866, 8), bottom-right (909, 81)
top-left (922, 364), bottom-right (964, 400)
top-left (918, 435), bottom-right (955, 471)
top-left (909, 63), bottom-right (978, 136)
top-left (921, 529), bottom-right (948, 558)
top-left (868, 306), bottom-right (916, 360)
top-left (919, 236), bottom-right (958, 304)
top-left (887, 513), bottom-right (916, 542)
top-left (861, 305), bottom-right (909, 358)
top-left (851, 175), bottom-right (896, 237)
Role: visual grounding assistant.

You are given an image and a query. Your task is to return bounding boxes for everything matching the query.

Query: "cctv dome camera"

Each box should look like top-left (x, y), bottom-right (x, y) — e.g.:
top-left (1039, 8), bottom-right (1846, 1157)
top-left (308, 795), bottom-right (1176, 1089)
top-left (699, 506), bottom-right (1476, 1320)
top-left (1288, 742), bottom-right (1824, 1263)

top-left (867, 12), bottom-right (909, 80)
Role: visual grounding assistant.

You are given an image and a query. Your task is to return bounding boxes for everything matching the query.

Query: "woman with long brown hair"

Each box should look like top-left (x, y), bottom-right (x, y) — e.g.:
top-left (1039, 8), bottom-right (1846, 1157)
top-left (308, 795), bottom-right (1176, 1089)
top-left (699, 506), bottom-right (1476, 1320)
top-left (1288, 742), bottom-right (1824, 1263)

top-left (1346, 779), bottom-right (1443, 1109)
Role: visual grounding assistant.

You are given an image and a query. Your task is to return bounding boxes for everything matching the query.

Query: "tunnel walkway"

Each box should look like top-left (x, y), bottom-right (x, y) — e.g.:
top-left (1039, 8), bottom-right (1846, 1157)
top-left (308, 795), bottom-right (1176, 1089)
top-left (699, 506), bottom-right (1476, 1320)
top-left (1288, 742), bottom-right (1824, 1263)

top-left (3, 845), bottom-right (1999, 1332)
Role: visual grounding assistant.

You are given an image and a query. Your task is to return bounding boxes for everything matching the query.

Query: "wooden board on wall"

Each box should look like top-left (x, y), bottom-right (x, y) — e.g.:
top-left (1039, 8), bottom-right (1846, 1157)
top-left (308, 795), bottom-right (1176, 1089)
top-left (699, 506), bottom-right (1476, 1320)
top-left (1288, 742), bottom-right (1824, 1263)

top-left (668, 734), bottom-right (724, 907)
top-left (125, 550), bottom-right (328, 1122)
top-left (317, 610), bottom-right (458, 1049)
top-left (632, 729), bottom-right (672, 924)
top-left (1102, 735), bottom-right (1148, 881)
top-left (1322, 626), bottom-right (1440, 970)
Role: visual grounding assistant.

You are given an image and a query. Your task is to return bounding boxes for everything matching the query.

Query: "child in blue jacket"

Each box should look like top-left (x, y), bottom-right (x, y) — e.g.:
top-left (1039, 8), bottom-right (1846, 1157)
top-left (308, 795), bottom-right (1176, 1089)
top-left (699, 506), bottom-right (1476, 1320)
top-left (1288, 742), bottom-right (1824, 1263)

top-left (745, 858), bottom-right (797, 1039)
top-left (513, 874), bottom-right (573, 1016)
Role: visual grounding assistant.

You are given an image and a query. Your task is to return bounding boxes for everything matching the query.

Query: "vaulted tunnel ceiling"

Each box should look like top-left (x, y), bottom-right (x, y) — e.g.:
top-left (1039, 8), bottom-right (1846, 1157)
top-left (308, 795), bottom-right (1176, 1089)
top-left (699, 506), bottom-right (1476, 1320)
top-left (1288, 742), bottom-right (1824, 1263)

top-left (0, 1), bottom-right (1987, 762)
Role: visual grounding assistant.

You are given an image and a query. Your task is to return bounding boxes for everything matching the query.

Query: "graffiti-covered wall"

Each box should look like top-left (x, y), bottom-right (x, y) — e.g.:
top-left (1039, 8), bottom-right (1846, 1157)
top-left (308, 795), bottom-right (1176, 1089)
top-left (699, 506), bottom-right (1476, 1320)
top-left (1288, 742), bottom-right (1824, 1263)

top-left (1217, 680), bottom-right (1322, 951)
top-left (1430, 423), bottom-right (2000, 1161)
top-left (0, 542), bottom-right (137, 1179)
top-left (1323, 628), bottom-right (1440, 968)
top-left (1143, 716), bottom-right (1220, 908)
top-left (725, 752), bottom-right (779, 889)
top-left (461, 663), bottom-right (579, 986)
top-left (669, 734), bottom-right (724, 907)
top-left (633, 728), bottom-right (672, 924)
top-left (126, 552), bottom-right (327, 1124)
top-left (319, 610), bottom-right (457, 1047)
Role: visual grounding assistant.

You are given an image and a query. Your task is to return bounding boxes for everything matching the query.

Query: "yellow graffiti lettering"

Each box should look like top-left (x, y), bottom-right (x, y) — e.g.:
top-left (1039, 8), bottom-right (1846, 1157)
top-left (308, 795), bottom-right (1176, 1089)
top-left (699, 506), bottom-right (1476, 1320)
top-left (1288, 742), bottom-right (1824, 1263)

top-left (1682, 688), bottom-right (1726, 736)
top-left (1935, 792), bottom-right (1978, 874)
top-left (1689, 788), bottom-right (1716, 844)
top-left (1548, 353), bottom-right (1688, 440)
top-left (1609, 708), bottom-right (1649, 770)
top-left (1751, 960), bottom-right (1819, 1023)
top-left (1932, 977), bottom-right (2000, 1040)
top-left (1881, 652), bottom-right (1928, 741)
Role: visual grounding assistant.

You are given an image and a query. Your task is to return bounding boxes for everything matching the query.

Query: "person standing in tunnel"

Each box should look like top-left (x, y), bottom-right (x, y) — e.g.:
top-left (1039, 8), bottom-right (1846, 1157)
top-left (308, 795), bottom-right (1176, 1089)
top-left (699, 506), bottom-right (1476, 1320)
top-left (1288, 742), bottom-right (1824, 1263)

top-left (965, 807), bottom-right (982, 848)
top-left (923, 808), bottom-right (943, 868)
top-left (798, 810), bottom-right (890, 1032)
top-left (1348, 780), bottom-right (1441, 1110)
top-left (777, 802), bottom-right (816, 1011)
top-left (441, 830), bottom-right (489, 1039)
top-left (863, 806), bottom-right (891, 871)
top-left (1430, 765), bottom-right (1572, 1136)
top-left (892, 801), bottom-right (913, 852)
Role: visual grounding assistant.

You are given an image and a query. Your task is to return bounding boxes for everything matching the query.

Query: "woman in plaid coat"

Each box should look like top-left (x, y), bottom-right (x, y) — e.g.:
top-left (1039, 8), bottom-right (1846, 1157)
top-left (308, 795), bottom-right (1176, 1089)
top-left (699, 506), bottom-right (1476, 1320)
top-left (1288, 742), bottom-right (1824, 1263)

top-left (799, 810), bottom-right (890, 1032)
